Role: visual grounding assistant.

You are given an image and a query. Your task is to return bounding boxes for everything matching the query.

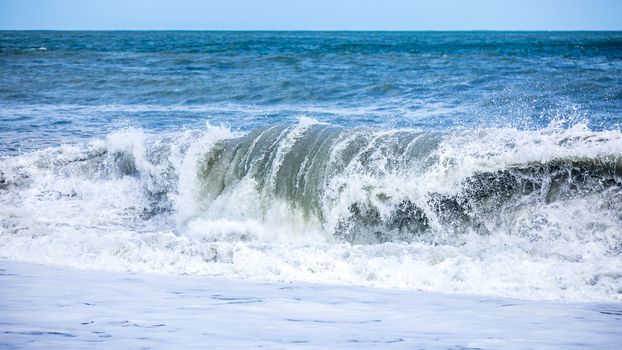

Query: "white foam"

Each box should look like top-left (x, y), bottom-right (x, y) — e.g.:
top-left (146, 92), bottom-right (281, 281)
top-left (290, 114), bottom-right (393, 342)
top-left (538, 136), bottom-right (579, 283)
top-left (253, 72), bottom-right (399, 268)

top-left (1, 122), bottom-right (621, 301)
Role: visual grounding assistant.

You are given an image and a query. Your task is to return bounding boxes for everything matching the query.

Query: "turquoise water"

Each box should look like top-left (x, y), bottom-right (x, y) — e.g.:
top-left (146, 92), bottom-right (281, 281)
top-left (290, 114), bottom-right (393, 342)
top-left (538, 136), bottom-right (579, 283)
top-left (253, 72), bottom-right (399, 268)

top-left (1, 31), bottom-right (621, 152)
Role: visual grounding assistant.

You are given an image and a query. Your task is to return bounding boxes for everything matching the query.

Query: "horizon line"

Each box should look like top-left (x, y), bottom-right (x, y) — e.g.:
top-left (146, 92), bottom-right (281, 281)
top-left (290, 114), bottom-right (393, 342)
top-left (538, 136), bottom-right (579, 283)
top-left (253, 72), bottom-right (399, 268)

top-left (2, 29), bottom-right (621, 32)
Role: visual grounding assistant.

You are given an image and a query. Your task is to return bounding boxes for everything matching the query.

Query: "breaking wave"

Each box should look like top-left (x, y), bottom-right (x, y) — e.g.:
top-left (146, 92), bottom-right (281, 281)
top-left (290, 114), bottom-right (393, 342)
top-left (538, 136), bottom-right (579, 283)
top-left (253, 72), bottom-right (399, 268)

top-left (1, 118), bottom-right (621, 301)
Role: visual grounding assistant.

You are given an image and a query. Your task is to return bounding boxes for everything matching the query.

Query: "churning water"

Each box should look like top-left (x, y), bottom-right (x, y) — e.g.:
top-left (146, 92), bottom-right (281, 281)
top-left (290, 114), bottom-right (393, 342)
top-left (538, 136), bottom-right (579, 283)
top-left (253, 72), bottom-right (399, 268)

top-left (2, 31), bottom-right (622, 301)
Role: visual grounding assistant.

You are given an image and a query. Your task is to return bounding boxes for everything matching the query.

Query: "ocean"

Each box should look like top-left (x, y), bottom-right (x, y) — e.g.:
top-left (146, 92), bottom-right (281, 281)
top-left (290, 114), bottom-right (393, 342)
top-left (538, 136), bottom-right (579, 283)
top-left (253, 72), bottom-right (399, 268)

top-left (1, 31), bottom-right (622, 349)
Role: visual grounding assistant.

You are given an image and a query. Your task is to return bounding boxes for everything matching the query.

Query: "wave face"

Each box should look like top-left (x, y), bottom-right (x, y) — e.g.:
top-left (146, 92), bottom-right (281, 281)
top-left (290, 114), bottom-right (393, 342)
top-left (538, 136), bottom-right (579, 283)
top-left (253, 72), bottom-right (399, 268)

top-left (1, 120), bottom-right (622, 301)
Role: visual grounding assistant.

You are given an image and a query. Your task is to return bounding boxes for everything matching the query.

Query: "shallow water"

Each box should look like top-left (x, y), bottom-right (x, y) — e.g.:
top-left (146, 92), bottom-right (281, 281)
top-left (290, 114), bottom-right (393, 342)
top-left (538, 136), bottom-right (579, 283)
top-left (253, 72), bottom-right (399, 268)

top-left (1, 261), bottom-right (621, 349)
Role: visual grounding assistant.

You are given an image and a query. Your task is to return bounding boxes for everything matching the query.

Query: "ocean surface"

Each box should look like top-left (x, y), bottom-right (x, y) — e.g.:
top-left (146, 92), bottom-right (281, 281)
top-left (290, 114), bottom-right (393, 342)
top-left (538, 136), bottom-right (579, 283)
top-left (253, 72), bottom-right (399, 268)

top-left (1, 31), bottom-right (622, 348)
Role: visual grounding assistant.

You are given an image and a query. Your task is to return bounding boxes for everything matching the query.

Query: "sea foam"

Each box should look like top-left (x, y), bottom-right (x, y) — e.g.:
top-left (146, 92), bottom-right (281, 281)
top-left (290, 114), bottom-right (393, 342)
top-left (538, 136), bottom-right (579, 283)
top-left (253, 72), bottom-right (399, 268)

top-left (1, 119), bottom-right (621, 301)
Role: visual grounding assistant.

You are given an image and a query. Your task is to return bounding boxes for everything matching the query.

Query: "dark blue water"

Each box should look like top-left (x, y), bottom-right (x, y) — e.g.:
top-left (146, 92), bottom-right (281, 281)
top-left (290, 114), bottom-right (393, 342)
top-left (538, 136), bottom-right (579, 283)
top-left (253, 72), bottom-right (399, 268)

top-left (1, 31), bottom-right (622, 153)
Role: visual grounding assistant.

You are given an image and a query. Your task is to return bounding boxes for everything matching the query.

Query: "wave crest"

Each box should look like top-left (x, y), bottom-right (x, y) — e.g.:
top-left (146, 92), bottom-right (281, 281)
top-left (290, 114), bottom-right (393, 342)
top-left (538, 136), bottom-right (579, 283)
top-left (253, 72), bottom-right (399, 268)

top-left (1, 121), bottom-right (621, 301)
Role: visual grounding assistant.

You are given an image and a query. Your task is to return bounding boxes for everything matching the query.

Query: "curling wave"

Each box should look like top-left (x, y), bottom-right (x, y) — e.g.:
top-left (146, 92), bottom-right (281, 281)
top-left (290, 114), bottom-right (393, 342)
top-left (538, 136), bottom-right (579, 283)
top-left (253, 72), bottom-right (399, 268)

top-left (1, 119), bottom-right (621, 301)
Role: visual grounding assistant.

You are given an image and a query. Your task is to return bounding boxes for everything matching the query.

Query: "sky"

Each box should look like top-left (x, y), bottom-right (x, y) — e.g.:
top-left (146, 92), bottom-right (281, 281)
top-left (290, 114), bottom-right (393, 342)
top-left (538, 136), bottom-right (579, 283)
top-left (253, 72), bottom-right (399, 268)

top-left (0, 0), bottom-right (621, 30)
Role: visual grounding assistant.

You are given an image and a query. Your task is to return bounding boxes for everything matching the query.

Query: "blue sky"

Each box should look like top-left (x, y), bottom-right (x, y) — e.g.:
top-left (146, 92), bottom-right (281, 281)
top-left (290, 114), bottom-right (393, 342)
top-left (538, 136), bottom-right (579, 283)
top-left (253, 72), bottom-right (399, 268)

top-left (0, 0), bottom-right (620, 30)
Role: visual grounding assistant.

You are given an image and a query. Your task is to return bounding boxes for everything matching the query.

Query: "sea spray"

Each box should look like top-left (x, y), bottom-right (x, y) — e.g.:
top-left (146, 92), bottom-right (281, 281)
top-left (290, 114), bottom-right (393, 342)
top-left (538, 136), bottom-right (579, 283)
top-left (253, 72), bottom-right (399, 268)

top-left (1, 119), bottom-right (621, 300)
